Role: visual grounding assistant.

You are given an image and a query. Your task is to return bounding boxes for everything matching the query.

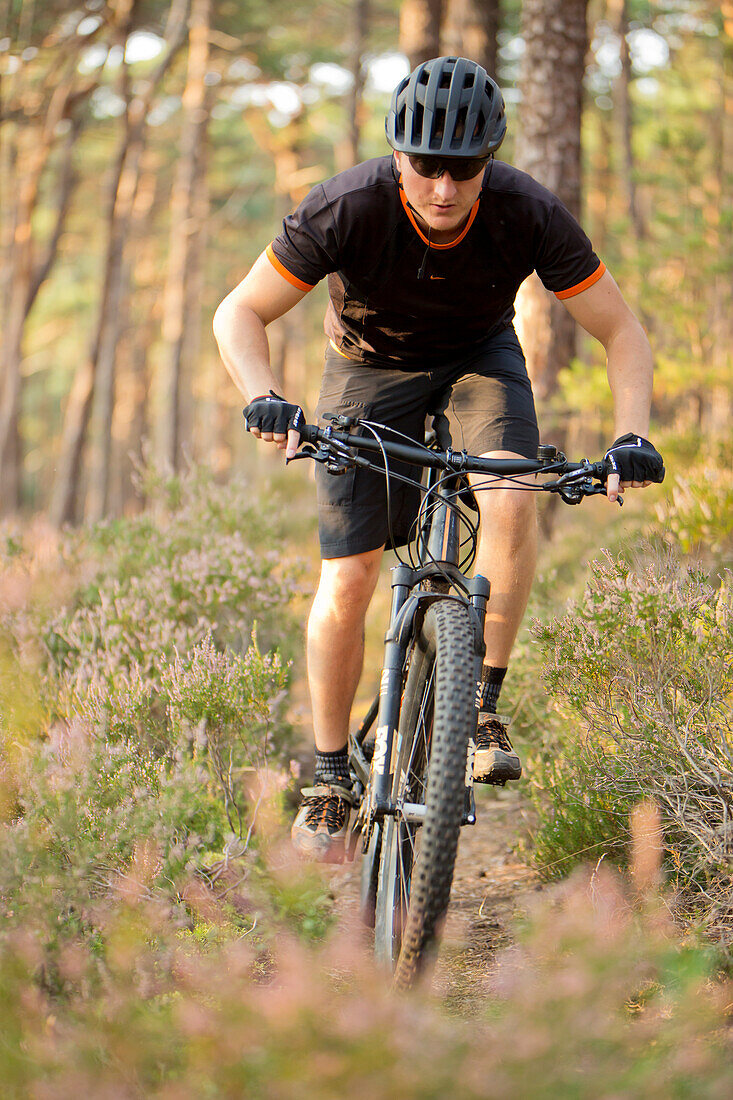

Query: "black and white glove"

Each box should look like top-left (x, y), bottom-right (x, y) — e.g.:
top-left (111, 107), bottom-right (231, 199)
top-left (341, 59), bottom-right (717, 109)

top-left (602, 433), bottom-right (665, 484)
top-left (242, 390), bottom-right (304, 436)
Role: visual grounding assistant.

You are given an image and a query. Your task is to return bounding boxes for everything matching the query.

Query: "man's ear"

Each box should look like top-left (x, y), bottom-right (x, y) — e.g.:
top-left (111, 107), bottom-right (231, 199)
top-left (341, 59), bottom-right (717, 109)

top-left (392, 150), bottom-right (402, 173)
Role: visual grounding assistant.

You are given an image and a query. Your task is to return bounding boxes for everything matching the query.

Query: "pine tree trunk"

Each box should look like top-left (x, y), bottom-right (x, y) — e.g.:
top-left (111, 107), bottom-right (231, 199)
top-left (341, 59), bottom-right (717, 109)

top-left (0, 88), bottom-right (83, 513)
top-left (159, 0), bottom-right (211, 473)
top-left (444, 0), bottom-right (499, 76)
top-left (49, 0), bottom-right (189, 525)
top-left (399, 0), bottom-right (445, 70)
top-left (607, 0), bottom-right (645, 240)
top-left (347, 0), bottom-right (371, 166)
top-left (513, 0), bottom-right (589, 403)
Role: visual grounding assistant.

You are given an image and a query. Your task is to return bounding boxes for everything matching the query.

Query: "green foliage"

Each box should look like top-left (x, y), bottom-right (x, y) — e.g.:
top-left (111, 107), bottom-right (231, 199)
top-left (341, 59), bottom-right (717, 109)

top-left (0, 724), bottom-right (229, 991)
top-left (655, 456), bottom-right (733, 567)
top-left (0, 464), bottom-right (315, 999)
top-left (526, 538), bottom-right (733, 943)
top-left (37, 467), bottom-right (301, 759)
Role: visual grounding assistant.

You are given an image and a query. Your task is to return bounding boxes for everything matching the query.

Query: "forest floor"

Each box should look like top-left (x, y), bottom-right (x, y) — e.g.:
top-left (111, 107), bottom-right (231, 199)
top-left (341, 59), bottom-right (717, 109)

top-left (324, 784), bottom-right (543, 1013)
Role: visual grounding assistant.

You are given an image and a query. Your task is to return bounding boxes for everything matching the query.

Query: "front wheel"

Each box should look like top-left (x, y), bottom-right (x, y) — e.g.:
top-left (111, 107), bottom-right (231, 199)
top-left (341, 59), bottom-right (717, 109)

top-left (373, 599), bottom-right (477, 990)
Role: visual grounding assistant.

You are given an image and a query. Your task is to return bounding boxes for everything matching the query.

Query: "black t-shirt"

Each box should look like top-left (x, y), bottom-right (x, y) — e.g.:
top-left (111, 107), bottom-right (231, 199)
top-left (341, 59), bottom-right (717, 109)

top-left (267, 156), bottom-right (604, 367)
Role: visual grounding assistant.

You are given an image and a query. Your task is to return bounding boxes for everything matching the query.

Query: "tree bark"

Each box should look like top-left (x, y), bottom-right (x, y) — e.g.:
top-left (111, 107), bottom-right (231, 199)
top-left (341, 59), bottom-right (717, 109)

top-left (50, 0), bottom-right (189, 525)
top-left (399, 0), bottom-right (445, 70)
top-left (0, 73), bottom-right (86, 513)
top-left (444, 0), bottom-right (499, 77)
top-left (607, 0), bottom-right (645, 240)
top-left (513, 0), bottom-right (589, 403)
top-left (158, 0), bottom-right (211, 473)
top-left (347, 0), bottom-right (371, 166)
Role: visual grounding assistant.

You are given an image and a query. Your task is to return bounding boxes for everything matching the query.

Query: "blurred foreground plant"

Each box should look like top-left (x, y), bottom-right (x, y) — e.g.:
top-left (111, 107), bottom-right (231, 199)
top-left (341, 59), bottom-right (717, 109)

top-left (1, 803), bottom-right (731, 1098)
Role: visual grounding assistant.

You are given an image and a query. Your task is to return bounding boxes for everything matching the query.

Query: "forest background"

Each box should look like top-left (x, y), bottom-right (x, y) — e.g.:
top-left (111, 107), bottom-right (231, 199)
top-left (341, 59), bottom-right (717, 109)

top-left (1, 0), bottom-right (732, 1095)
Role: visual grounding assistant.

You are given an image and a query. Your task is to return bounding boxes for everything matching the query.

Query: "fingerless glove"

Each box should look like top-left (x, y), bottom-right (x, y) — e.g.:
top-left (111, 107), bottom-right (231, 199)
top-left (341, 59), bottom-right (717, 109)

top-left (603, 433), bottom-right (665, 483)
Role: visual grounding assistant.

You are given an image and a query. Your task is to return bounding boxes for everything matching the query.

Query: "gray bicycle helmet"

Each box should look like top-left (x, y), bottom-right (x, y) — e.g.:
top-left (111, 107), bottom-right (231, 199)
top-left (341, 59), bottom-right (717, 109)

top-left (386, 56), bottom-right (506, 157)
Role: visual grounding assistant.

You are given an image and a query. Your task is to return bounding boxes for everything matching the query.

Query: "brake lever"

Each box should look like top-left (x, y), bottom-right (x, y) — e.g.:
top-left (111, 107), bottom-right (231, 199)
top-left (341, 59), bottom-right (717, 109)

top-left (555, 480), bottom-right (622, 506)
top-left (285, 445), bottom-right (317, 466)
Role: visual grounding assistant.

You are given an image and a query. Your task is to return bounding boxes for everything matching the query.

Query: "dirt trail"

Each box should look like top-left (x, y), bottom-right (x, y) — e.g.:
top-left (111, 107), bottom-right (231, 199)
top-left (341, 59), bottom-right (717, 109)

top-left (327, 785), bottom-right (542, 1011)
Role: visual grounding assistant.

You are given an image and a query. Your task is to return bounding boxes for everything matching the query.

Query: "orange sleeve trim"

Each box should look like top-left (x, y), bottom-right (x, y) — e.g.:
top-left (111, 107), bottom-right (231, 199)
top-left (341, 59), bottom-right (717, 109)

top-left (554, 261), bottom-right (607, 300)
top-left (265, 244), bottom-right (315, 293)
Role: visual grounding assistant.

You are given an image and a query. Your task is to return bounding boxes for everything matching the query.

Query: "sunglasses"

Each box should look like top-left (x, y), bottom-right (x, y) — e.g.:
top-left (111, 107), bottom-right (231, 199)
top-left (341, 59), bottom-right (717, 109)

top-left (407, 154), bottom-right (489, 181)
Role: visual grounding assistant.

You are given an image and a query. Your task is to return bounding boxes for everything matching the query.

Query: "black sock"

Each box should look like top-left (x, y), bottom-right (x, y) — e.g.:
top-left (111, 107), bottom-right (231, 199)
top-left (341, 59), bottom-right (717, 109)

top-left (478, 666), bottom-right (507, 715)
top-left (314, 745), bottom-right (352, 787)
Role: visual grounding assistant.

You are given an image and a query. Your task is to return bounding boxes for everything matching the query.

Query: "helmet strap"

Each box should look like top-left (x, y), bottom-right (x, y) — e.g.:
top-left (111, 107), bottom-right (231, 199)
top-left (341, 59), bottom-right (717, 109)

top-left (417, 226), bottom-right (432, 280)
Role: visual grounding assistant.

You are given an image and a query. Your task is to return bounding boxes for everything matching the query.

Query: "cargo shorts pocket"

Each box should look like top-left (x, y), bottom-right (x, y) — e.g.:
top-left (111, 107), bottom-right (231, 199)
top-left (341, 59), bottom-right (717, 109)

top-left (313, 395), bottom-right (370, 509)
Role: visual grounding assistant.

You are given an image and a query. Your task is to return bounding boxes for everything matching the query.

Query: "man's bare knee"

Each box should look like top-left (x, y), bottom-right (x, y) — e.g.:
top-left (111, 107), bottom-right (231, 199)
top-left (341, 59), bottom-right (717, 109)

top-left (313, 548), bottom-right (383, 622)
top-left (478, 486), bottom-right (536, 540)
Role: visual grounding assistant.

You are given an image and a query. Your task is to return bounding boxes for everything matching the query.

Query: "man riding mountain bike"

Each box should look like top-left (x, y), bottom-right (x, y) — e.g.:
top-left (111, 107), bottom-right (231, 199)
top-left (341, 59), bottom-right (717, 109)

top-left (213, 56), bottom-right (665, 863)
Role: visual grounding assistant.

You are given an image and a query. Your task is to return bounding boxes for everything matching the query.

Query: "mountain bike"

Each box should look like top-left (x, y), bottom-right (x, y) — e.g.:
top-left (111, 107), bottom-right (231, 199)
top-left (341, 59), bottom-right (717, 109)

top-left (292, 414), bottom-right (614, 990)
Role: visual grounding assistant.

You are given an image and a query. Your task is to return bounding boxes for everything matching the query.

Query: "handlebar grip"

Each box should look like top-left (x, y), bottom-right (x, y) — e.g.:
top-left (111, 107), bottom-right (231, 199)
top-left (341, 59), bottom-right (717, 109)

top-left (298, 423), bottom-right (320, 445)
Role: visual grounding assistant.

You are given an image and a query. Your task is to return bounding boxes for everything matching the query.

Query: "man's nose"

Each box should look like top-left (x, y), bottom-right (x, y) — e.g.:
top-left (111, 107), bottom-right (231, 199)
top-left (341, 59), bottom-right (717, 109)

top-left (434, 170), bottom-right (458, 198)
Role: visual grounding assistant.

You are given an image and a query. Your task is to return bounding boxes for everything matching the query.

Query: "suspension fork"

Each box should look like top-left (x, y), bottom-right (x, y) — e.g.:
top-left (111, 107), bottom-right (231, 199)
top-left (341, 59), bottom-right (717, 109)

top-left (463, 572), bottom-right (491, 825)
top-left (370, 564), bottom-right (415, 815)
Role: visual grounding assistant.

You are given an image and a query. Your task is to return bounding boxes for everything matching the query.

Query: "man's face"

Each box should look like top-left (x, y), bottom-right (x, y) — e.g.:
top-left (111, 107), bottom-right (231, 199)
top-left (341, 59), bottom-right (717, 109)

top-left (394, 151), bottom-right (486, 240)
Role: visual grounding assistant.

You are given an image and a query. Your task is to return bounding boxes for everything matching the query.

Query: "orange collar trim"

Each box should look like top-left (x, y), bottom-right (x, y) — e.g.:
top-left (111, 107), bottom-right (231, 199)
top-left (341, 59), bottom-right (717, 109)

top-left (398, 175), bottom-right (480, 250)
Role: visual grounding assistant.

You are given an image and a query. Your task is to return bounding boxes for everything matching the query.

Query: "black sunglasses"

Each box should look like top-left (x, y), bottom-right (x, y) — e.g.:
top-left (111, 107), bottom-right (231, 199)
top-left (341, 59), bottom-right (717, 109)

top-left (407, 154), bottom-right (489, 181)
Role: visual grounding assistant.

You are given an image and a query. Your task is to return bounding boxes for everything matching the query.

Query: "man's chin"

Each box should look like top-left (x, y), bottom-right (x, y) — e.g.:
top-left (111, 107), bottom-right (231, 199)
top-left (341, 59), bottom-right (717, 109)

top-left (424, 211), bottom-right (468, 234)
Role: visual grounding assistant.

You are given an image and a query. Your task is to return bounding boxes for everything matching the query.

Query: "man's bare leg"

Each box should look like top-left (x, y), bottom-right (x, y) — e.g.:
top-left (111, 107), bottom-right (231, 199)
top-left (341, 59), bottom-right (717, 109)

top-left (292, 547), bottom-right (383, 860)
top-left (306, 547), bottom-right (384, 752)
top-left (470, 451), bottom-right (538, 781)
top-left (471, 452), bottom-right (538, 665)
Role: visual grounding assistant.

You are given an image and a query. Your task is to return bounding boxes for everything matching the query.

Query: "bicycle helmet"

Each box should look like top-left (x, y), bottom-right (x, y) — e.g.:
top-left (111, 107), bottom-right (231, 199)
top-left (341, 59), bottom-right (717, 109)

top-left (386, 56), bottom-right (506, 158)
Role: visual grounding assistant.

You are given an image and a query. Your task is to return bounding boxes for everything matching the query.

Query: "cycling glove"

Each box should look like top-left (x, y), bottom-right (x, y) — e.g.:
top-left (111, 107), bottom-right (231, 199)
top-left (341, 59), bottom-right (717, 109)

top-left (603, 433), bottom-right (665, 483)
top-left (243, 390), bottom-right (304, 436)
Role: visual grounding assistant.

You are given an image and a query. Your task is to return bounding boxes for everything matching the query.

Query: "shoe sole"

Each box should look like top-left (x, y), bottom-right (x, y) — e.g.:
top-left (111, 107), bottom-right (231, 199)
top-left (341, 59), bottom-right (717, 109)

top-left (473, 748), bottom-right (522, 784)
top-left (291, 829), bottom-right (346, 864)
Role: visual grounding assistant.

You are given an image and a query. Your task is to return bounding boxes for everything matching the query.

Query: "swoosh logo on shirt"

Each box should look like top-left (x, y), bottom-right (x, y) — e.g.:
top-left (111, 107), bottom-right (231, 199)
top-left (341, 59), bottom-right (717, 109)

top-left (429, 275), bottom-right (445, 280)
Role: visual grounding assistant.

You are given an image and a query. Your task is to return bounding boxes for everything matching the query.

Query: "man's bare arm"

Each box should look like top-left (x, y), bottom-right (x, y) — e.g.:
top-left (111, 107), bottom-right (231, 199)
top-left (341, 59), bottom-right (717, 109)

top-left (213, 251), bottom-right (309, 456)
top-left (561, 270), bottom-right (654, 502)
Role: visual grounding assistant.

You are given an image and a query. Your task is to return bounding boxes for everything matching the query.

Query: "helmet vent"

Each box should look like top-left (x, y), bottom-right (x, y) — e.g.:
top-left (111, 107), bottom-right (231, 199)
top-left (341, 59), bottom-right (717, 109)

top-left (386, 56), bottom-right (507, 158)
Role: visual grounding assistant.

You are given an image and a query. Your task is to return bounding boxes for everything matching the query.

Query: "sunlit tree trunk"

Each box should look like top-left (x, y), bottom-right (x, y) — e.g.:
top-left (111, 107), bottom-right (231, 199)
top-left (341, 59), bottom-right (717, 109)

top-left (181, 100), bottom-right (211, 465)
top-left (0, 77), bottom-right (86, 513)
top-left (86, 51), bottom-right (145, 524)
top-left (400, 0), bottom-right (445, 70)
top-left (444, 0), bottom-right (499, 76)
top-left (513, 0), bottom-right (589, 404)
top-left (50, 0), bottom-right (188, 525)
top-left (607, 0), bottom-right (645, 240)
top-left (159, 0), bottom-right (211, 473)
top-left (346, 0), bottom-right (371, 166)
top-left (703, 0), bottom-right (732, 438)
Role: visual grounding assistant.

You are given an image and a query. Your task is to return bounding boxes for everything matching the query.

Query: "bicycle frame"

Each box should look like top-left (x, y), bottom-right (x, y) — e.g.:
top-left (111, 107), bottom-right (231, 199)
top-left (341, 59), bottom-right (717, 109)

top-left (349, 463), bottom-right (489, 840)
top-left (292, 418), bottom-right (611, 858)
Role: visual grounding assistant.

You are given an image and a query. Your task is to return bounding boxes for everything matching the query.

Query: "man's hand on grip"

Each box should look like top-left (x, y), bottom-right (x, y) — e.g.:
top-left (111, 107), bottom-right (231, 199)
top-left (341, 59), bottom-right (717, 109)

top-left (602, 432), bottom-right (665, 503)
top-left (243, 390), bottom-right (304, 459)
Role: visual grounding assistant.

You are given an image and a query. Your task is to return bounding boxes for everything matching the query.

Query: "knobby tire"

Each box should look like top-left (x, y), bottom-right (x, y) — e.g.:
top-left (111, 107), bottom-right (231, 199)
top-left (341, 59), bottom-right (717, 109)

top-left (374, 599), bottom-right (476, 990)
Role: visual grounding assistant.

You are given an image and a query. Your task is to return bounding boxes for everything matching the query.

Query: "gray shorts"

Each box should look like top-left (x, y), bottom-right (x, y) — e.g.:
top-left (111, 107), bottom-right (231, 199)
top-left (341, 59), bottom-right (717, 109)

top-left (315, 326), bottom-right (539, 559)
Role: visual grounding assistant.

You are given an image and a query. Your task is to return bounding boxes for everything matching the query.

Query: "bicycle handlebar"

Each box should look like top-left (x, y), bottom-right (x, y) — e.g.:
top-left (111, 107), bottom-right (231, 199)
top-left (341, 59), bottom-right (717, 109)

top-left (292, 416), bottom-right (611, 505)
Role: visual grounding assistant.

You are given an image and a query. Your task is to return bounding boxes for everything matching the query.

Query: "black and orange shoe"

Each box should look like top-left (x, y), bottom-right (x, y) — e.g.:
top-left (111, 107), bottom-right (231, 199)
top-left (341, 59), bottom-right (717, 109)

top-left (473, 715), bottom-right (522, 785)
top-left (291, 784), bottom-right (355, 863)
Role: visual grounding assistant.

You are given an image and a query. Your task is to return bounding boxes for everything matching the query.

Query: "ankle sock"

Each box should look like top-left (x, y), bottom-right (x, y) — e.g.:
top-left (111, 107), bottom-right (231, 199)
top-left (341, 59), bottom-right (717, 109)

top-left (314, 745), bottom-right (352, 787)
top-left (477, 665), bottom-right (507, 716)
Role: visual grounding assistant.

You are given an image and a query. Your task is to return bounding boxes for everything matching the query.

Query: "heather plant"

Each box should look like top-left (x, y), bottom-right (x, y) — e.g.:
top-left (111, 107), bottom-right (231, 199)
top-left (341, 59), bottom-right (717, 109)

top-left (0, 718), bottom-right (232, 989)
top-left (44, 479), bottom-right (301, 701)
top-left (527, 542), bottom-right (733, 943)
top-left (1, 805), bottom-right (732, 1099)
